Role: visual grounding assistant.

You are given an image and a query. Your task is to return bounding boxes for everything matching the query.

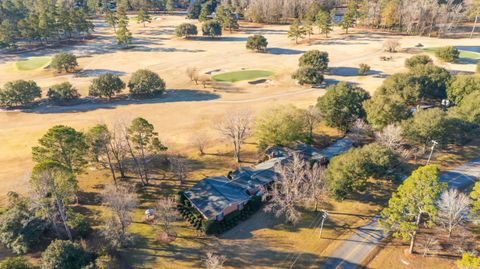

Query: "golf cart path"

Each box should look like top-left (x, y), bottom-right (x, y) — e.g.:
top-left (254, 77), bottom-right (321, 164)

top-left (320, 158), bottom-right (480, 269)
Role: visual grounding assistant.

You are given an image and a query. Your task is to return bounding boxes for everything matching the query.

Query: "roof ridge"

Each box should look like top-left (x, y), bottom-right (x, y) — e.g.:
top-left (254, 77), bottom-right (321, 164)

top-left (205, 177), bottom-right (242, 203)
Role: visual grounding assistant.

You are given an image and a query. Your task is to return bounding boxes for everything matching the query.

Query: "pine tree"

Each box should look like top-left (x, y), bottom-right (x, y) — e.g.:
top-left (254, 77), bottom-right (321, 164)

top-left (316, 10), bottom-right (332, 38)
top-left (105, 9), bottom-right (118, 32)
top-left (341, 0), bottom-right (357, 34)
top-left (304, 20), bottom-right (314, 40)
top-left (380, 165), bottom-right (447, 254)
top-left (288, 20), bottom-right (306, 44)
top-left (116, 6), bottom-right (132, 47)
top-left (136, 8), bottom-right (151, 27)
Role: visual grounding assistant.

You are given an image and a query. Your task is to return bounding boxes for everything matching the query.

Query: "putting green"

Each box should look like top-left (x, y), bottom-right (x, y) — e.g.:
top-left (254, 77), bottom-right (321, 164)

top-left (422, 47), bottom-right (480, 60)
top-left (15, 56), bottom-right (52, 71)
top-left (212, 70), bottom-right (274, 83)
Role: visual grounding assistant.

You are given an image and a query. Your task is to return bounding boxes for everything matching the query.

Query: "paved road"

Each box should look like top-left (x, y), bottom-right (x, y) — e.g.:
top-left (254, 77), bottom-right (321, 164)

top-left (320, 159), bottom-right (480, 269)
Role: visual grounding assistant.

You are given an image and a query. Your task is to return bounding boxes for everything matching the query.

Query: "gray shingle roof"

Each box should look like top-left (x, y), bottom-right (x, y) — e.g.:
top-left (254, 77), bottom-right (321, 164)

top-left (317, 138), bottom-right (354, 160)
top-left (184, 176), bottom-right (250, 220)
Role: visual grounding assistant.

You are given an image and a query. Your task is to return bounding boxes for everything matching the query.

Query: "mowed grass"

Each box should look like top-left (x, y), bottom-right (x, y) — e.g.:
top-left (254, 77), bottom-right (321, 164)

top-left (422, 47), bottom-right (480, 59)
top-left (15, 57), bottom-right (51, 71)
top-left (212, 70), bottom-right (274, 83)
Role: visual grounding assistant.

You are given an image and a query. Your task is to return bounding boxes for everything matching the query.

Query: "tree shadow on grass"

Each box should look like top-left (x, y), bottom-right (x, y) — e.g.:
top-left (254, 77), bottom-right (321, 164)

top-left (329, 66), bottom-right (384, 77)
top-left (243, 28), bottom-right (289, 35)
top-left (267, 47), bottom-right (305, 55)
top-left (191, 36), bottom-right (248, 42)
top-left (18, 89), bottom-right (220, 114)
top-left (456, 58), bottom-right (479, 64)
top-left (75, 69), bottom-right (127, 77)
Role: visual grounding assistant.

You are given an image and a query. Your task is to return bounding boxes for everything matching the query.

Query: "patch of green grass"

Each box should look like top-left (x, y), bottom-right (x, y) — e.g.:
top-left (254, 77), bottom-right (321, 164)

top-left (212, 70), bottom-right (274, 83)
top-left (15, 57), bottom-right (51, 71)
top-left (422, 47), bottom-right (480, 60)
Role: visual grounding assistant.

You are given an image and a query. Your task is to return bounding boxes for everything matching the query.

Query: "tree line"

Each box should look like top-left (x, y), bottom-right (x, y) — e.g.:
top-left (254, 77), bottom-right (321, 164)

top-left (0, 53), bottom-right (166, 108)
top-left (0, 0), bottom-right (94, 48)
top-left (188, 0), bottom-right (478, 37)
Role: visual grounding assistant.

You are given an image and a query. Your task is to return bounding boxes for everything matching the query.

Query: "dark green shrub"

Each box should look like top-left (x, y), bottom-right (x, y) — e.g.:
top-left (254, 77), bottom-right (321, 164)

top-left (128, 69), bottom-right (165, 97)
top-left (435, 46), bottom-right (460, 62)
top-left (246, 35), bottom-right (268, 52)
top-left (405, 55), bottom-right (433, 69)
top-left (51, 52), bottom-right (78, 73)
top-left (176, 23), bottom-right (198, 38)
top-left (0, 80), bottom-right (41, 107)
top-left (67, 212), bottom-right (91, 238)
top-left (47, 82), bottom-right (80, 105)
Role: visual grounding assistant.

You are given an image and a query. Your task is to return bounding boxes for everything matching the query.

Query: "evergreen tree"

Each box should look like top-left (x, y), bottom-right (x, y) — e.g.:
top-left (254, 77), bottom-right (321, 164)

top-left (288, 20), bottom-right (306, 44)
top-left (380, 165), bottom-right (446, 254)
top-left (116, 7), bottom-right (132, 47)
top-left (316, 10), bottom-right (333, 37)
top-left (136, 8), bottom-right (151, 27)
top-left (341, 0), bottom-right (357, 34)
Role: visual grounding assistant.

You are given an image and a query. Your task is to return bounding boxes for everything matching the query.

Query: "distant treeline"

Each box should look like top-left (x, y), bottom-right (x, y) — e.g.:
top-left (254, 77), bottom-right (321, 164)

top-left (197, 0), bottom-right (475, 36)
top-left (0, 0), bottom-right (94, 48)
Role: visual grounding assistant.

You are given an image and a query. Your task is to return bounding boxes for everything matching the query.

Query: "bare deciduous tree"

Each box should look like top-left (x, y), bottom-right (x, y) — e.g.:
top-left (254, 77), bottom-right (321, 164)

top-left (192, 133), bottom-right (209, 156)
top-left (437, 189), bottom-right (471, 240)
top-left (375, 124), bottom-right (404, 151)
top-left (348, 118), bottom-right (373, 143)
top-left (383, 39), bottom-right (401, 52)
top-left (420, 235), bottom-right (439, 257)
top-left (155, 197), bottom-right (177, 234)
top-left (186, 67), bottom-right (200, 85)
top-left (205, 252), bottom-right (226, 269)
top-left (214, 110), bottom-right (252, 163)
top-left (305, 163), bottom-right (327, 212)
top-left (169, 155), bottom-right (188, 186)
top-left (264, 154), bottom-right (306, 224)
top-left (102, 184), bottom-right (138, 238)
top-left (110, 122), bottom-right (129, 178)
top-left (303, 106), bottom-right (322, 141)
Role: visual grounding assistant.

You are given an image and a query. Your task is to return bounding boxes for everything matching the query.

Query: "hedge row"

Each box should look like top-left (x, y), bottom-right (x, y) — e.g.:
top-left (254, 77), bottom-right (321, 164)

top-left (176, 192), bottom-right (264, 235)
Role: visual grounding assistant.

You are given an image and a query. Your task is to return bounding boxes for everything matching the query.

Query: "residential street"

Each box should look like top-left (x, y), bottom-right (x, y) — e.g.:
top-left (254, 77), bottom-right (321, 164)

top-left (320, 159), bottom-right (480, 269)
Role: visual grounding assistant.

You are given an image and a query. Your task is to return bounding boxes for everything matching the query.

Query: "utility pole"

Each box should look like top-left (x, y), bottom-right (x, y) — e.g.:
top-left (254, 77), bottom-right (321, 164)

top-left (427, 140), bottom-right (438, 165)
top-left (318, 210), bottom-right (328, 239)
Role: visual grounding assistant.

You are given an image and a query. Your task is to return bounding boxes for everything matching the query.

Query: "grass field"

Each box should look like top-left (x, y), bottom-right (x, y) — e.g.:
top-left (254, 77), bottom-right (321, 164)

top-left (423, 47), bottom-right (480, 59)
top-left (15, 56), bottom-right (51, 71)
top-left (212, 70), bottom-right (274, 83)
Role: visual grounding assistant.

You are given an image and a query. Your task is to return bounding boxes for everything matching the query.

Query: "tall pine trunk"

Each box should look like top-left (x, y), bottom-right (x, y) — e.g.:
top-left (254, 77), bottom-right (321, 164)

top-left (409, 212), bottom-right (423, 254)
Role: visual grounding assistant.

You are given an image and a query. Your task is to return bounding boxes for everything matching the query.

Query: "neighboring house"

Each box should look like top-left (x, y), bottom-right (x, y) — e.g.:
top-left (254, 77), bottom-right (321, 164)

top-left (184, 176), bottom-right (251, 221)
top-left (264, 137), bottom-right (354, 164)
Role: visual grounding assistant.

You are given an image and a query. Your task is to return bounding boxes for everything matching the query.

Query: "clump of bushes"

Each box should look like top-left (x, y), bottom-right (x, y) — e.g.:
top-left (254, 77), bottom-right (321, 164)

top-left (405, 55), bottom-right (433, 69)
top-left (246, 35), bottom-right (268, 52)
top-left (51, 52), bottom-right (78, 73)
top-left (0, 80), bottom-right (41, 108)
top-left (435, 46), bottom-right (460, 62)
top-left (292, 67), bottom-right (324, 85)
top-left (202, 20), bottom-right (222, 38)
top-left (175, 23), bottom-right (198, 39)
top-left (358, 63), bottom-right (371, 76)
top-left (89, 73), bottom-right (125, 99)
top-left (128, 69), bottom-right (166, 97)
top-left (47, 82), bottom-right (80, 105)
